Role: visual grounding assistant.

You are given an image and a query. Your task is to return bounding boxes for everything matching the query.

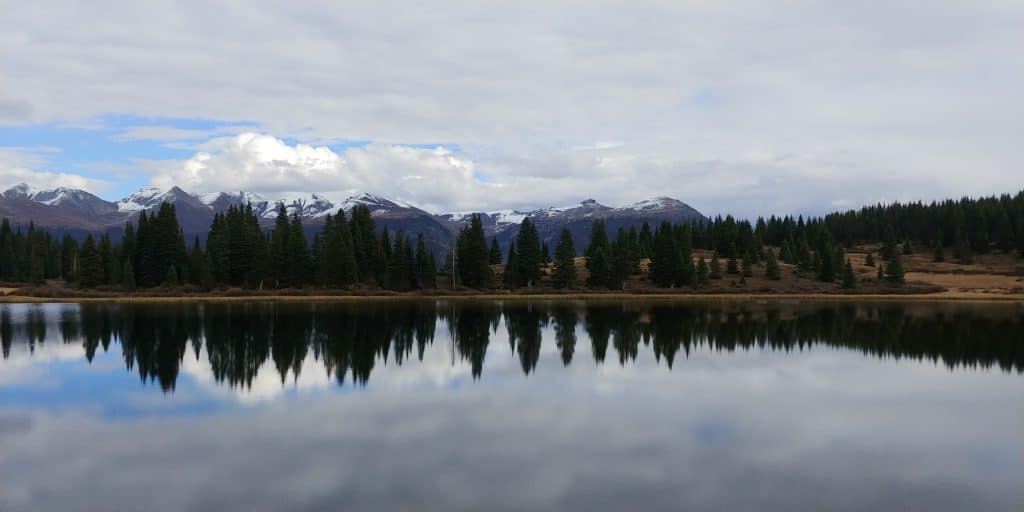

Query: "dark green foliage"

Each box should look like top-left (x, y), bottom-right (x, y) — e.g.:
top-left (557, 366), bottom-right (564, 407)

top-left (933, 240), bottom-right (945, 262)
top-left (416, 234), bottom-right (437, 289)
top-left (504, 242), bottom-right (519, 289)
top-left (865, 251), bottom-right (875, 267)
top-left (709, 251), bottom-right (722, 279)
top-left (456, 215), bottom-right (492, 289)
top-left (164, 265), bottom-right (179, 287)
top-left (585, 219), bottom-right (610, 287)
top-left (886, 254), bottom-right (906, 284)
top-left (552, 228), bottom-right (576, 289)
top-left (489, 238), bottom-right (502, 265)
top-left (696, 257), bottom-right (709, 287)
top-left (953, 228), bottom-right (973, 264)
top-left (765, 249), bottom-right (781, 280)
top-left (78, 235), bottom-right (103, 288)
top-left (841, 259), bottom-right (856, 289)
top-left (741, 255), bottom-right (753, 278)
top-left (541, 242), bottom-right (552, 265)
top-left (902, 240), bottom-right (913, 255)
top-left (877, 265), bottom-right (884, 281)
top-left (515, 218), bottom-right (542, 288)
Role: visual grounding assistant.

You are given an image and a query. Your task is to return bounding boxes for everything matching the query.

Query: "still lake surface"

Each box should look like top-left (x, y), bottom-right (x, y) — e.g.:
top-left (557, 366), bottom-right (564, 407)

top-left (0, 300), bottom-right (1021, 511)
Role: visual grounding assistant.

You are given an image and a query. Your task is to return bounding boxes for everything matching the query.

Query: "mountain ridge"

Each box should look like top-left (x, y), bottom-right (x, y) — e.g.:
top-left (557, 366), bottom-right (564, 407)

top-left (0, 183), bottom-right (707, 255)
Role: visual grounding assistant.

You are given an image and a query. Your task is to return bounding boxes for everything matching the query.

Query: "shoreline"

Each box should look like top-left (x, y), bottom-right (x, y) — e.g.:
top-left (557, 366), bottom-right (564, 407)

top-left (1, 291), bottom-right (1021, 304)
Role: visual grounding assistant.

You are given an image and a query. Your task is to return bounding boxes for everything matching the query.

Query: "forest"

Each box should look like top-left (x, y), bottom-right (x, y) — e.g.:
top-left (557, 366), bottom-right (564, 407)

top-left (0, 190), bottom-right (1021, 292)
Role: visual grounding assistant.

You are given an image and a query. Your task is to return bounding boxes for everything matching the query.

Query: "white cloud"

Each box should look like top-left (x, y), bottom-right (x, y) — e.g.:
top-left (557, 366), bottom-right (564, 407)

top-left (0, 148), bottom-right (111, 193)
top-left (2, 1), bottom-right (1023, 215)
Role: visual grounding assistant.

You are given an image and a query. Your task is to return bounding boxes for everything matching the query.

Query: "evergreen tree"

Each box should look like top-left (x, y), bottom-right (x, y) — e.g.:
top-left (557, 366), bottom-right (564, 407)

top-left (541, 242), bottom-right (552, 265)
top-left (696, 257), bottom-right (710, 287)
top-left (552, 228), bottom-right (576, 289)
top-left (456, 215), bottom-right (492, 289)
top-left (416, 234), bottom-right (436, 288)
top-left (288, 214), bottom-right (311, 287)
top-left (489, 238), bottom-right (502, 265)
top-left (865, 251), bottom-right (875, 267)
top-left (123, 260), bottom-right (136, 291)
top-left (516, 218), bottom-right (542, 288)
top-left (876, 265), bottom-right (885, 281)
top-left (741, 255), bottom-right (753, 278)
top-left (709, 251), bottom-right (722, 279)
top-left (78, 235), bottom-right (103, 288)
top-left (933, 240), bottom-right (945, 262)
top-left (504, 241), bottom-right (519, 289)
top-left (585, 219), bottom-right (611, 287)
top-left (886, 254), bottom-right (906, 284)
top-left (902, 240), bottom-right (913, 255)
top-left (765, 249), bottom-right (781, 280)
top-left (164, 265), bottom-right (180, 287)
top-left (953, 228), bottom-right (973, 264)
top-left (841, 259), bottom-right (856, 289)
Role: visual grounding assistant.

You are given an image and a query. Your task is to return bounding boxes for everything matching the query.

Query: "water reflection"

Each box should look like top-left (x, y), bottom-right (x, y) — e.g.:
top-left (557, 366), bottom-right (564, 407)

top-left (1, 300), bottom-right (1021, 393)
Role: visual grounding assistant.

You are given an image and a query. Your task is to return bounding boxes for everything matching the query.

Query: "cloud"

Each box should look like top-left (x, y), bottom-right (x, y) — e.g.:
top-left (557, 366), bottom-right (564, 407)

top-left (2, 2), bottom-right (1023, 215)
top-left (0, 148), bottom-right (112, 193)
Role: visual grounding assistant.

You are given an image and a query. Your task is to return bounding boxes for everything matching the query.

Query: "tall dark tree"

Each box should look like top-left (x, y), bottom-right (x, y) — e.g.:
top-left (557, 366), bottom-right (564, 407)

top-left (552, 228), bottom-right (576, 289)
top-left (489, 238), bottom-right (502, 265)
top-left (516, 218), bottom-right (542, 288)
top-left (78, 235), bottom-right (103, 288)
top-left (456, 215), bottom-right (492, 289)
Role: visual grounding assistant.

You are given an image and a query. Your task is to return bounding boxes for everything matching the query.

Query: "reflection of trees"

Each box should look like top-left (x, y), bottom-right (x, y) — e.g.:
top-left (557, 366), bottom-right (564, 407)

top-left (0, 301), bottom-right (1021, 392)
top-left (506, 304), bottom-right (546, 375)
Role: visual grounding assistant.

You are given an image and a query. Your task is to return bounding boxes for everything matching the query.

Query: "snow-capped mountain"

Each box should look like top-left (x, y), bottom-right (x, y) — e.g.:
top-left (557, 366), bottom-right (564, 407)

top-left (0, 183), bottom-right (705, 256)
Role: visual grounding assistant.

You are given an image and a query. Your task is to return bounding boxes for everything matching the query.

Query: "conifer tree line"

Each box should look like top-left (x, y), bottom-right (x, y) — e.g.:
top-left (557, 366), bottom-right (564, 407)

top-left (0, 189), bottom-right (1020, 290)
top-left (0, 201), bottom-right (438, 290)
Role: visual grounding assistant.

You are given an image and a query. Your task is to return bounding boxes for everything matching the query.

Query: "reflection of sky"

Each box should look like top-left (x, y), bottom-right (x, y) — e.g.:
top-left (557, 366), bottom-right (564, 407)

top-left (1, 308), bottom-right (1022, 511)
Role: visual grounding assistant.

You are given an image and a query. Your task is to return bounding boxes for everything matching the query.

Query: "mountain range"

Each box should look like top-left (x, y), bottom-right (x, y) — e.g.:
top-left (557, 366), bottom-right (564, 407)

top-left (0, 183), bottom-right (707, 256)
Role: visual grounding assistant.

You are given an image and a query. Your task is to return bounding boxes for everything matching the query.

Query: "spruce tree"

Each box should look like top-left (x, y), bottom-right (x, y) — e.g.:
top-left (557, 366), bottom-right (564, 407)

top-left (741, 255), bottom-right (753, 278)
top-left (416, 234), bottom-right (436, 288)
top-left (123, 260), bottom-right (136, 291)
top-left (489, 238), bottom-right (502, 265)
top-left (288, 214), bottom-right (311, 287)
top-left (456, 215), bottom-right (492, 289)
top-left (269, 203), bottom-right (291, 287)
top-left (886, 254), bottom-right (906, 284)
top-left (586, 219), bottom-right (611, 287)
top-left (696, 257), bottom-right (710, 287)
top-left (541, 242), bottom-right (552, 265)
top-left (164, 265), bottom-right (179, 288)
top-left (504, 241), bottom-right (519, 289)
top-left (765, 249), bottom-right (781, 280)
top-left (953, 228), bottom-right (973, 264)
top-left (78, 235), bottom-right (103, 288)
top-left (865, 251), bottom-right (875, 267)
top-left (902, 240), bottom-right (913, 255)
top-left (933, 240), bottom-right (945, 262)
top-left (552, 228), bottom-right (576, 289)
top-left (876, 265), bottom-right (884, 281)
top-left (709, 250), bottom-right (722, 279)
top-left (841, 259), bottom-right (856, 289)
top-left (516, 218), bottom-right (542, 288)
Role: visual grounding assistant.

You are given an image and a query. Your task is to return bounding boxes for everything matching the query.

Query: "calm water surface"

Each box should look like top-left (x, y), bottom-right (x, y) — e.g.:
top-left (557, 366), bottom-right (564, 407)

top-left (1, 300), bottom-right (1022, 511)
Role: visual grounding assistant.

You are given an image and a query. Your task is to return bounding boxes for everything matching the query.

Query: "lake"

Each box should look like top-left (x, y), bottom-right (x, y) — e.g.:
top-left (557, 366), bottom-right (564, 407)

top-left (1, 300), bottom-right (1021, 511)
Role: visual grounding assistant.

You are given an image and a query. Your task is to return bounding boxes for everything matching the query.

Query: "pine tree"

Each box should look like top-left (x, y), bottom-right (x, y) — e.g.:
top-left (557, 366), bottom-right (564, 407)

top-left (886, 254), bottom-right (906, 284)
top-left (516, 218), bottom-right (542, 288)
top-left (876, 265), bottom-right (885, 281)
top-left (902, 240), bottom-right (913, 255)
top-left (489, 238), bottom-right (502, 265)
top-left (586, 219), bottom-right (611, 287)
top-left (78, 235), bottom-right (103, 288)
top-left (552, 228), bottom-right (576, 289)
top-left (953, 228), bottom-right (973, 264)
top-left (269, 203), bottom-right (291, 287)
top-left (504, 241), bottom-right (519, 289)
top-left (288, 214), bottom-right (311, 287)
top-left (123, 260), bottom-right (136, 291)
top-left (765, 249), bottom-right (781, 280)
top-left (933, 240), bottom-right (945, 262)
top-left (741, 255), bottom-right (753, 278)
top-left (456, 215), bottom-right (492, 289)
top-left (709, 250), bottom-right (722, 279)
top-left (164, 265), bottom-right (179, 287)
top-left (841, 259), bottom-right (856, 289)
top-left (541, 242), bottom-right (552, 265)
top-left (415, 234), bottom-right (436, 288)
top-left (865, 251), bottom-right (875, 267)
top-left (696, 257), bottom-right (710, 287)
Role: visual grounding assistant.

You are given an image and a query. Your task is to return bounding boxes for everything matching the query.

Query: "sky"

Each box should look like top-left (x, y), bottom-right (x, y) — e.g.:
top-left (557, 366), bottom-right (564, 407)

top-left (1, 1), bottom-right (1022, 218)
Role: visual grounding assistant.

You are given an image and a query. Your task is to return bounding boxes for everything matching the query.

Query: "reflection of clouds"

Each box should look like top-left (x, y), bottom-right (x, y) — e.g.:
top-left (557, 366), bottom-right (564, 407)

top-left (0, 342), bottom-right (85, 387)
top-left (2, 341), bottom-right (1022, 512)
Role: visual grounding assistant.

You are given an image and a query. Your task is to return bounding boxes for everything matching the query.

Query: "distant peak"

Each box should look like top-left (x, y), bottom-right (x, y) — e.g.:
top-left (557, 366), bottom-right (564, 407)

top-left (581, 198), bottom-right (598, 206)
